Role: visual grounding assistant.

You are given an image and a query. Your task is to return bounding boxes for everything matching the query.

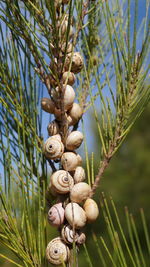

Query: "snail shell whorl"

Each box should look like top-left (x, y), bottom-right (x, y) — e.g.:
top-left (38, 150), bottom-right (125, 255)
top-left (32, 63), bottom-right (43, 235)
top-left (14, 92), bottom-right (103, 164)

top-left (61, 224), bottom-right (79, 244)
top-left (65, 202), bottom-right (87, 229)
top-left (48, 203), bottom-right (65, 227)
top-left (70, 182), bottom-right (91, 204)
top-left (50, 170), bottom-right (74, 194)
top-left (43, 135), bottom-right (64, 160)
top-left (46, 237), bottom-right (70, 265)
top-left (74, 166), bottom-right (85, 183)
top-left (65, 131), bottom-right (84, 151)
top-left (83, 198), bottom-right (99, 222)
top-left (61, 152), bottom-right (81, 171)
top-left (47, 120), bottom-right (60, 136)
top-left (51, 85), bottom-right (75, 111)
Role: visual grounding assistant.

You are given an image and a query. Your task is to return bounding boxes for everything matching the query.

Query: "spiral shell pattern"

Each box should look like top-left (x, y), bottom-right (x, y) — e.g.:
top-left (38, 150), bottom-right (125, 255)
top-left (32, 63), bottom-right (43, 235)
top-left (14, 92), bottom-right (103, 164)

top-left (46, 237), bottom-right (70, 265)
top-left (48, 203), bottom-right (65, 227)
top-left (51, 170), bottom-right (74, 194)
top-left (61, 224), bottom-right (79, 244)
top-left (43, 136), bottom-right (64, 160)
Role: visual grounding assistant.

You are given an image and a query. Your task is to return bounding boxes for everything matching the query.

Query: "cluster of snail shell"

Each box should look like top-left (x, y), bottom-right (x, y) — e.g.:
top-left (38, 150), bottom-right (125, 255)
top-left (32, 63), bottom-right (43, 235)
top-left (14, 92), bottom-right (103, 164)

top-left (41, 1), bottom-right (99, 265)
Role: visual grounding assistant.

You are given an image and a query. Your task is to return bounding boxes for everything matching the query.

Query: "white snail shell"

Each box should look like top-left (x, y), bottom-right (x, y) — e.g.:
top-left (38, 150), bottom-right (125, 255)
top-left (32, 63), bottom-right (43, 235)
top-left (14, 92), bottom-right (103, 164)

top-left (47, 120), bottom-right (60, 136)
top-left (67, 103), bottom-right (83, 126)
top-left (74, 166), bottom-right (85, 183)
top-left (62, 71), bottom-right (76, 86)
top-left (65, 131), bottom-right (83, 151)
top-left (41, 98), bottom-right (55, 113)
top-left (61, 224), bottom-right (79, 244)
top-left (50, 170), bottom-right (74, 194)
top-left (70, 182), bottom-right (91, 204)
top-left (51, 85), bottom-right (75, 111)
top-left (83, 198), bottom-right (99, 222)
top-left (61, 152), bottom-right (82, 171)
top-left (46, 237), bottom-right (70, 265)
top-left (43, 135), bottom-right (64, 160)
top-left (48, 203), bottom-right (65, 227)
top-left (65, 202), bottom-right (87, 229)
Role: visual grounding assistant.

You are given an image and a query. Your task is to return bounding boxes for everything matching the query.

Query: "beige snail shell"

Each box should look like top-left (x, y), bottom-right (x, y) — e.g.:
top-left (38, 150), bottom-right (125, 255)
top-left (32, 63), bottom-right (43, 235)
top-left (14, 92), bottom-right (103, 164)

top-left (61, 224), bottom-right (79, 244)
top-left (65, 131), bottom-right (83, 151)
top-left (62, 71), bottom-right (76, 86)
top-left (51, 85), bottom-right (75, 111)
top-left (76, 232), bottom-right (86, 245)
top-left (48, 203), bottom-right (65, 227)
top-left (65, 202), bottom-right (87, 229)
top-left (47, 120), bottom-right (60, 136)
top-left (61, 152), bottom-right (82, 171)
top-left (43, 135), bottom-right (64, 160)
top-left (46, 237), bottom-right (70, 265)
top-left (70, 182), bottom-right (91, 204)
top-left (65, 52), bottom-right (83, 74)
top-left (74, 166), bottom-right (85, 183)
top-left (67, 103), bottom-right (83, 126)
top-left (83, 198), bottom-right (99, 222)
top-left (61, 42), bottom-right (73, 54)
top-left (50, 170), bottom-right (74, 194)
top-left (41, 98), bottom-right (55, 114)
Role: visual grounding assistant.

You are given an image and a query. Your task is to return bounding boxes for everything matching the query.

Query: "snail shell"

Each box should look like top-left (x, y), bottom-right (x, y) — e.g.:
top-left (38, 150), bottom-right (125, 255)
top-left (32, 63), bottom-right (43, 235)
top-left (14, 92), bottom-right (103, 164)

top-left (61, 224), bottom-right (79, 244)
top-left (41, 98), bottom-right (55, 113)
top-left (48, 203), bottom-right (65, 227)
top-left (61, 42), bottom-right (73, 54)
top-left (61, 152), bottom-right (82, 171)
top-left (70, 182), bottom-right (91, 204)
top-left (67, 103), bottom-right (83, 126)
top-left (65, 202), bottom-right (87, 229)
top-left (65, 131), bottom-right (83, 151)
top-left (62, 71), bottom-right (76, 86)
top-left (83, 198), bottom-right (99, 222)
top-left (65, 52), bottom-right (83, 74)
top-left (58, 15), bottom-right (73, 39)
top-left (51, 85), bottom-right (75, 111)
top-left (74, 166), bottom-right (85, 183)
top-left (77, 232), bottom-right (86, 245)
top-left (46, 237), bottom-right (70, 265)
top-left (47, 120), bottom-right (60, 136)
top-left (50, 170), bottom-right (74, 194)
top-left (43, 135), bottom-right (64, 160)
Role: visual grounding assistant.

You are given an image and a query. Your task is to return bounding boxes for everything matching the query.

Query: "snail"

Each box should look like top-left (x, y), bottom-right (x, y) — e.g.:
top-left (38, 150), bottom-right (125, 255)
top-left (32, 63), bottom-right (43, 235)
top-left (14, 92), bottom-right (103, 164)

top-left (50, 170), bottom-right (74, 194)
top-left (43, 134), bottom-right (64, 160)
top-left (61, 224), bottom-right (86, 245)
top-left (51, 85), bottom-right (75, 111)
top-left (62, 71), bottom-right (76, 86)
top-left (70, 182), bottom-right (91, 204)
top-left (47, 120), bottom-right (60, 136)
top-left (67, 103), bottom-right (83, 126)
top-left (61, 42), bottom-right (73, 54)
top-left (65, 52), bottom-right (83, 74)
top-left (41, 98), bottom-right (55, 114)
top-left (83, 198), bottom-right (99, 222)
top-left (61, 152), bottom-right (82, 171)
top-left (46, 237), bottom-right (70, 265)
top-left (48, 203), bottom-right (65, 227)
top-left (65, 131), bottom-right (83, 151)
top-left (74, 166), bottom-right (85, 183)
top-left (65, 202), bottom-right (87, 229)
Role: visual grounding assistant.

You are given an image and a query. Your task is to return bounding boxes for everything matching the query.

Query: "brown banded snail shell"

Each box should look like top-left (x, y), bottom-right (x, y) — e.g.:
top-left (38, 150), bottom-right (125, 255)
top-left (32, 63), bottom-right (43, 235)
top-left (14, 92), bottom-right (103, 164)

top-left (43, 135), bottom-right (64, 160)
top-left (41, 98), bottom-right (55, 114)
top-left (65, 131), bottom-right (83, 151)
top-left (46, 237), bottom-right (70, 265)
top-left (61, 152), bottom-right (82, 171)
top-left (50, 170), bottom-right (74, 194)
top-left (65, 202), bottom-right (87, 229)
top-left (51, 85), bottom-right (75, 111)
top-left (70, 182), bottom-right (91, 204)
top-left (83, 198), bottom-right (99, 222)
top-left (62, 71), bottom-right (76, 86)
top-left (74, 166), bottom-right (85, 183)
top-left (48, 203), bottom-right (65, 227)
top-left (67, 103), bottom-right (83, 126)
top-left (61, 224), bottom-right (79, 244)
top-left (47, 120), bottom-right (60, 136)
